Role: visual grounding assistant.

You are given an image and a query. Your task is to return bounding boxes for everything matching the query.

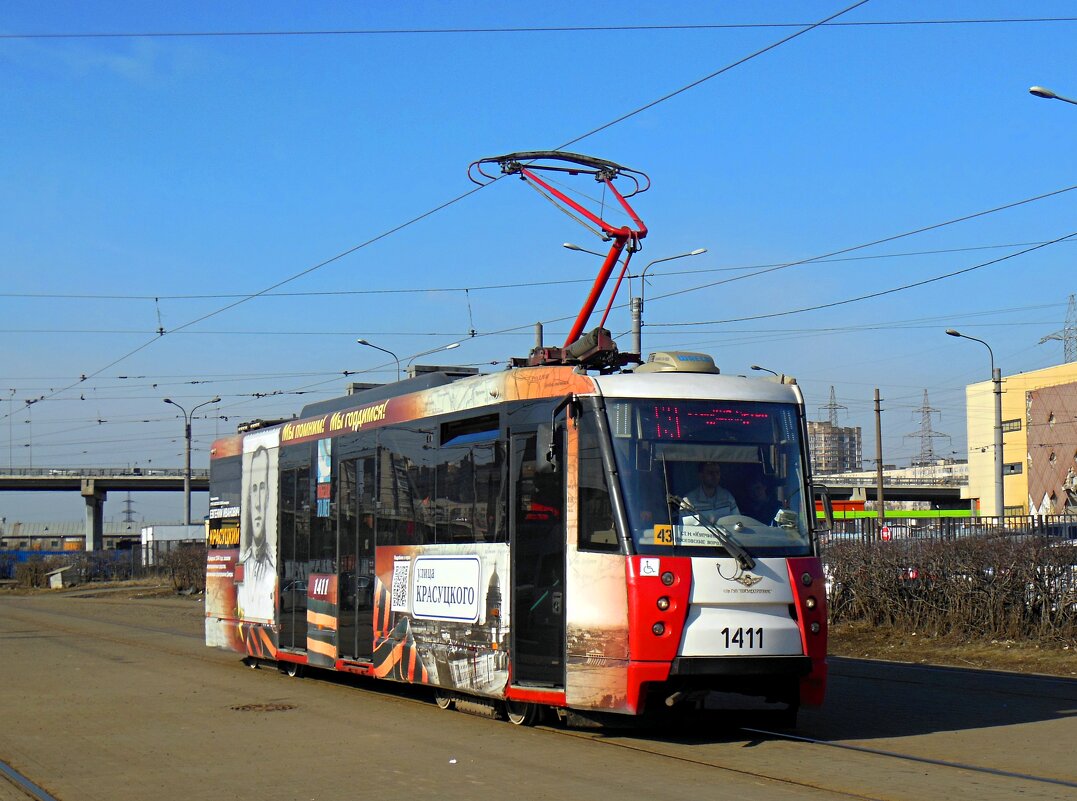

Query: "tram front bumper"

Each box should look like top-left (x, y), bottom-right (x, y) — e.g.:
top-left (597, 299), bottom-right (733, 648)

top-left (669, 655), bottom-right (812, 677)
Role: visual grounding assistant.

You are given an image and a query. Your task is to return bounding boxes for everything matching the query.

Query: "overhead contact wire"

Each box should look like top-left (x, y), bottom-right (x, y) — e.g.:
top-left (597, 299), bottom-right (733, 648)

top-left (1, 2), bottom-right (864, 419)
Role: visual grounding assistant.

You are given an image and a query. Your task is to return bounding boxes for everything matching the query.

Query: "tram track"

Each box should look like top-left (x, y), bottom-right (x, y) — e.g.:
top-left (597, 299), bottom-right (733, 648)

top-left (0, 759), bottom-right (58, 801)
top-left (534, 718), bottom-right (1077, 801)
top-left (739, 726), bottom-right (1077, 791)
top-left (338, 674), bottom-right (1077, 801)
top-left (543, 724), bottom-right (891, 801)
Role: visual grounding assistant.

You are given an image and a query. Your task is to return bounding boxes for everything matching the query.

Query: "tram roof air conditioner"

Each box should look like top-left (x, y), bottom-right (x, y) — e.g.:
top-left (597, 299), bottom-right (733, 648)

top-left (634, 351), bottom-right (719, 374)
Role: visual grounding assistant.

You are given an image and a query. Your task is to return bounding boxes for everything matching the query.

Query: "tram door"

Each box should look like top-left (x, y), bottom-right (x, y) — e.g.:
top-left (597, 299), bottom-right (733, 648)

top-left (338, 456), bottom-right (377, 660)
top-left (510, 431), bottom-right (566, 687)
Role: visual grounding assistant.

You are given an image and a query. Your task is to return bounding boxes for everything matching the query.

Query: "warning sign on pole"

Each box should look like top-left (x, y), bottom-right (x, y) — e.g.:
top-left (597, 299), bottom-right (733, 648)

top-left (880, 525), bottom-right (892, 542)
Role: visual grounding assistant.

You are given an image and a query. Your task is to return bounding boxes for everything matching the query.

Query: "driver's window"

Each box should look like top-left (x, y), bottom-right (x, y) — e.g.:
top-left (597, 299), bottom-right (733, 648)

top-left (578, 414), bottom-right (619, 553)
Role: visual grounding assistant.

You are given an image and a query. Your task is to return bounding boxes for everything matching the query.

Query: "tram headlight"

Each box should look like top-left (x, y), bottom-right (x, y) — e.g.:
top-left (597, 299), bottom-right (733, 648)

top-left (652, 622), bottom-right (665, 636)
top-left (805, 596), bottom-right (817, 610)
top-left (656, 596), bottom-right (670, 611)
top-left (661, 571), bottom-right (675, 586)
top-left (800, 572), bottom-right (813, 587)
top-left (810, 622), bottom-right (821, 634)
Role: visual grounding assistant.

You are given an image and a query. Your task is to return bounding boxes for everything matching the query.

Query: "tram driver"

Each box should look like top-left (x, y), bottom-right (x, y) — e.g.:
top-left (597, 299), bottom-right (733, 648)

top-left (682, 462), bottom-right (740, 525)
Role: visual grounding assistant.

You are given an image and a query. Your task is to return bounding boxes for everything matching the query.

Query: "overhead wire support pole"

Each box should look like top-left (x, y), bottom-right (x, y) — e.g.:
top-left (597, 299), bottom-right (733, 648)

top-left (874, 389), bottom-right (885, 528)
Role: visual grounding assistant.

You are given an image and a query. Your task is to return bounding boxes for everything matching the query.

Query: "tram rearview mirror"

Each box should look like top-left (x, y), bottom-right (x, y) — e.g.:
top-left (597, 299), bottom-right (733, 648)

top-left (813, 484), bottom-right (834, 533)
top-left (537, 422), bottom-right (559, 473)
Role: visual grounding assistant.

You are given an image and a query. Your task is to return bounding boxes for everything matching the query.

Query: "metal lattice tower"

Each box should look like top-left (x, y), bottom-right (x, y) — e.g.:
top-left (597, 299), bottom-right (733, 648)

top-left (122, 492), bottom-right (137, 524)
top-left (904, 389), bottom-right (950, 465)
top-left (819, 386), bottom-right (847, 427)
top-left (1038, 293), bottom-right (1077, 363)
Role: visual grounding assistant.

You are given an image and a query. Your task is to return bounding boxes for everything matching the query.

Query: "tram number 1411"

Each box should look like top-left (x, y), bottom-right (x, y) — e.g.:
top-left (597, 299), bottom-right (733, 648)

top-left (720, 627), bottom-right (764, 649)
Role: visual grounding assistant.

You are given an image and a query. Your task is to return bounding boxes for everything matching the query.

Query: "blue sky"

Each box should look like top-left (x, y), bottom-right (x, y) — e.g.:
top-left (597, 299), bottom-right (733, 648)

top-left (3, 1), bottom-right (1077, 522)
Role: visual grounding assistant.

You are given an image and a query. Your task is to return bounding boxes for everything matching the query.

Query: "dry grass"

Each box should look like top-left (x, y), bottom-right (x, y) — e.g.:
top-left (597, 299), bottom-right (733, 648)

top-left (831, 620), bottom-right (1077, 677)
top-left (0, 577), bottom-right (172, 597)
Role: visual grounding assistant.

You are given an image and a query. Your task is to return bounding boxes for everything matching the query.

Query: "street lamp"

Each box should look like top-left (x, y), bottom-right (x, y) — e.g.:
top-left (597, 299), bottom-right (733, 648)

top-left (750, 365), bottom-right (780, 377)
top-left (163, 395), bottom-right (221, 526)
top-left (357, 338), bottom-right (401, 382)
top-left (406, 342), bottom-right (461, 376)
top-left (1029, 85), bottom-right (1077, 106)
top-left (945, 329), bottom-right (1004, 517)
top-left (635, 249), bottom-right (707, 357)
top-left (562, 242), bottom-right (607, 257)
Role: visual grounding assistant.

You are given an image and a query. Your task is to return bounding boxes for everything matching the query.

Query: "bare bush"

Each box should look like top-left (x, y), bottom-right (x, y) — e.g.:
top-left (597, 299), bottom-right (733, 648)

top-left (14, 555), bottom-right (70, 588)
top-left (14, 558), bottom-right (48, 588)
top-left (825, 536), bottom-right (1077, 645)
top-left (158, 545), bottom-right (207, 593)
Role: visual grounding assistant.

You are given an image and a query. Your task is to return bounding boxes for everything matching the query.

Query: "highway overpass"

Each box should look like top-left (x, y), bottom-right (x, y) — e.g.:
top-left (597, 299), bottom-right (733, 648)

top-left (815, 474), bottom-right (968, 507)
top-left (0, 468), bottom-right (210, 550)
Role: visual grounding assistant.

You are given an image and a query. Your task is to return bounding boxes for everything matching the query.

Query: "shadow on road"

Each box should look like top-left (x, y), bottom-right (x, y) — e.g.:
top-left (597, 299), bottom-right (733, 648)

top-left (238, 652), bottom-right (1077, 745)
top-left (795, 656), bottom-right (1077, 741)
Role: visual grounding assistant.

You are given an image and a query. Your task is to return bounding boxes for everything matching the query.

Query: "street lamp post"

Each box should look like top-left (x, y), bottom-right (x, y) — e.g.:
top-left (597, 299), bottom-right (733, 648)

top-left (1029, 86), bottom-right (1077, 106)
top-left (945, 329), bottom-right (1004, 517)
top-left (406, 342), bottom-right (461, 377)
top-left (563, 243), bottom-right (707, 358)
top-left (357, 339), bottom-right (401, 382)
top-left (163, 396), bottom-right (221, 526)
top-left (750, 364), bottom-right (780, 378)
top-left (635, 249), bottom-right (707, 357)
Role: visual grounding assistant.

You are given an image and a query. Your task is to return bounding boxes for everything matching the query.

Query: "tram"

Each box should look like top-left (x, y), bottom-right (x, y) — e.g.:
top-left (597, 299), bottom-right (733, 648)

top-left (204, 153), bottom-right (830, 725)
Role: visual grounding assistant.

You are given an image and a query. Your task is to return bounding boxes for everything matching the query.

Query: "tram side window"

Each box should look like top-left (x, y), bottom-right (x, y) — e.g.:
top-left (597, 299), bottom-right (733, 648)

top-left (338, 458), bottom-right (358, 575)
top-left (280, 468), bottom-right (296, 565)
top-left (577, 413), bottom-right (620, 553)
top-left (210, 455), bottom-right (241, 507)
top-left (280, 466), bottom-right (311, 581)
top-left (434, 442), bottom-right (506, 543)
top-left (376, 427), bottom-right (435, 545)
top-left (481, 442), bottom-right (508, 542)
top-left (309, 492), bottom-right (336, 575)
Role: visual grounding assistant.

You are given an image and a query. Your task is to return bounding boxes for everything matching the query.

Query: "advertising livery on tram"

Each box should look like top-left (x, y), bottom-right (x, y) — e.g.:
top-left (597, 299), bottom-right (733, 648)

top-left (204, 153), bottom-right (830, 725)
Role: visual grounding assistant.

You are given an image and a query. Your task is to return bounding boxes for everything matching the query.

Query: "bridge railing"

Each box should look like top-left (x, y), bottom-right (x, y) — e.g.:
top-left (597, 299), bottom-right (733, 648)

top-left (816, 475), bottom-right (966, 488)
top-left (0, 467), bottom-right (209, 478)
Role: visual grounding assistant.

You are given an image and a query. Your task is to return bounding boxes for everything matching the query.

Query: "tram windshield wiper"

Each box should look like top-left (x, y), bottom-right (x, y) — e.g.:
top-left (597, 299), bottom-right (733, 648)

top-left (668, 494), bottom-right (756, 571)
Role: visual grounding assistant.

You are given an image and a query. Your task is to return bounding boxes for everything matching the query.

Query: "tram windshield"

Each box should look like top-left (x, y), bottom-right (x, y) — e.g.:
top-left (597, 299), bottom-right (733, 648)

top-left (605, 398), bottom-right (812, 557)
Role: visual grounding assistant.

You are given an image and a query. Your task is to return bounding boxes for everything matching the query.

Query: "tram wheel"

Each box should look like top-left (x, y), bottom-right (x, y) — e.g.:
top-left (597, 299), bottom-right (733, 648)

top-left (504, 700), bottom-right (541, 726)
top-left (243, 657), bottom-right (259, 670)
top-left (434, 691), bottom-right (455, 710)
top-left (280, 662), bottom-right (303, 678)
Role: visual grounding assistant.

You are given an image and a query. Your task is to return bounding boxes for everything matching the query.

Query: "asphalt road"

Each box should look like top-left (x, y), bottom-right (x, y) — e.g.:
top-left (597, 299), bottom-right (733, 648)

top-left (1, 590), bottom-right (1075, 801)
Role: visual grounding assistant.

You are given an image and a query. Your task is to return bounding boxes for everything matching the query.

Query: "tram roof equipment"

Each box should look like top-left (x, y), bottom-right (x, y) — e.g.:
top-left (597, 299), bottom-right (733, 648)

top-left (470, 151), bottom-right (650, 371)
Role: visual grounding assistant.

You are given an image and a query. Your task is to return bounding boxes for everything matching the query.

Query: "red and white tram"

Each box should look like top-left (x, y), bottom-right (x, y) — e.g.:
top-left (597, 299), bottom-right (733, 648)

top-left (204, 153), bottom-right (829, 725)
